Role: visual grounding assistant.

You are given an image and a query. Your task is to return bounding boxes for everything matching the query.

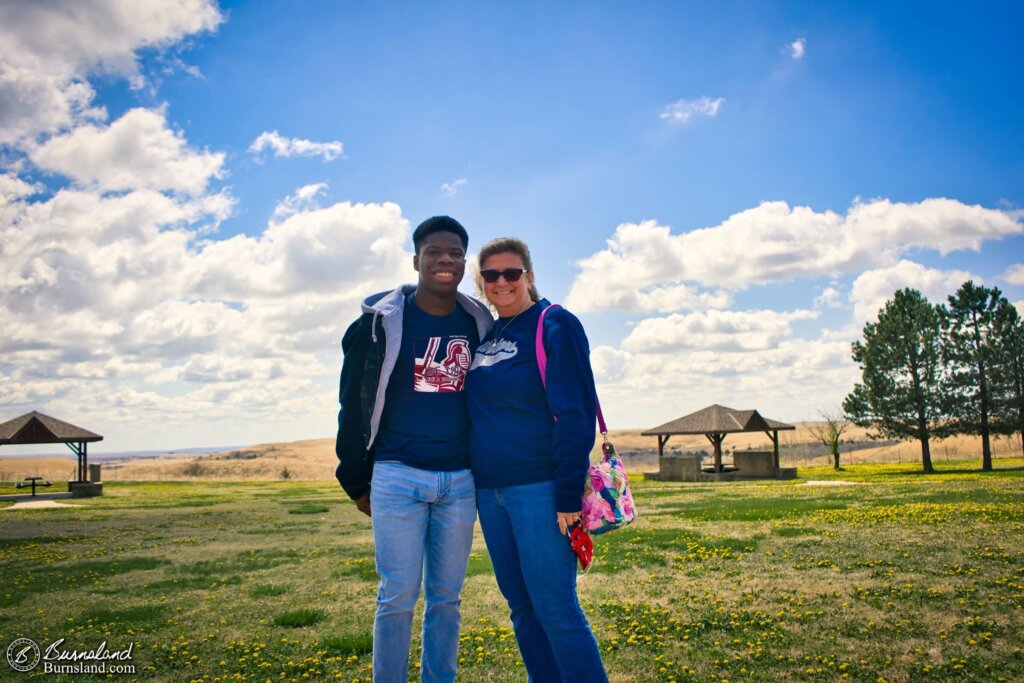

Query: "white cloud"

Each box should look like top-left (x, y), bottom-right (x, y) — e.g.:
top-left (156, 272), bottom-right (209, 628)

top-left (573, 278), bottom-right (733, 315)
top-left (187, 200), bottom-right (409, 300)
top-left (621, 308), bottom-right (819, 353)
top-left (272, 182), bottom-right (328, 221)
top-left (564, 221), bottom-right (732, 313)
top-left (0, 71), bottom-right (105, 146)
top-left (814, 286), bottom-right (843, 309)
top-left (790, 38), bottom-right (806, 60)
top-left (30, 108), bottom-right (225, 196)
top-left (592, 335), bottom-right (858, 429)
top-left (1002, 263), bottom-right (1024, 285)
top-left (659, 96), bottom-right (724, 124)
top-left (566, 198), bottom-right (1022, 312)
top-left (248, 130), bottom-right (344, 161)
top-left (632, 284), bottom-right (733, 313)
top-left (442, 178), bottom-right (467, 196)
top-left (590, 346), bottom-right (633, 385)
top-left (0, 0), bottom-right (222, 145)
top-left (0, 0), bottom-right (407, 450)
top-left (0, 173), bottom-right (40, 205)
top-left (1, 172), bottom-right (412, 447)
top-left (2, 189), bottom-right (227, 337)
top-left (849, 260), bottom-right (976, 323)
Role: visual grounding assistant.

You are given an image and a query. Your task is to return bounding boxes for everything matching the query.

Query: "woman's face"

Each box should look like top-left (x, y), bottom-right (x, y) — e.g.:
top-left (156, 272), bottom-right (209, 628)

top-left (481, 251), bottom-right (535, 317)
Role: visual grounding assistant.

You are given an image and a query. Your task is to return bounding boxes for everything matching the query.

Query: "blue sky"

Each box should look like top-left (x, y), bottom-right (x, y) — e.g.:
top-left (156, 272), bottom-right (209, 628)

top-left (2, 1), bottom-right (1022, 452)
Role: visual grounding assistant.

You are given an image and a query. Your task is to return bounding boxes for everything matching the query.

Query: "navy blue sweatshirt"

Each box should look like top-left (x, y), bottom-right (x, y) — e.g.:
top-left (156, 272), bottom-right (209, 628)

top-left (466, 299), bottom-right (598, 512)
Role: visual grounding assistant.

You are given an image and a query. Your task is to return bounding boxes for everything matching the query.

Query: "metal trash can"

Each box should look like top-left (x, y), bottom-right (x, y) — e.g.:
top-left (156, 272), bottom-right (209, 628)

top-left (89, 464), bottom-right (102, 482)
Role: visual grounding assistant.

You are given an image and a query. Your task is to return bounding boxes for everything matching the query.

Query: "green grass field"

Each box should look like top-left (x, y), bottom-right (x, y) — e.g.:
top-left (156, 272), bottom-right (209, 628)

top-left (2, 460), bottom-right (1022, 682)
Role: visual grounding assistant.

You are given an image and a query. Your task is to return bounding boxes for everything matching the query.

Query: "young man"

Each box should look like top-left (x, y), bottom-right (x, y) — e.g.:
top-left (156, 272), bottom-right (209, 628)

top-left (335, 216), bottom-right (493, 683)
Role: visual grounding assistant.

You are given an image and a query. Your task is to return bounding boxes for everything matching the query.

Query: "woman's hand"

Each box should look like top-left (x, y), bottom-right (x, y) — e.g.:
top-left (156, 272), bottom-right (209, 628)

top-left (557, 511), bottom-right (581, 535)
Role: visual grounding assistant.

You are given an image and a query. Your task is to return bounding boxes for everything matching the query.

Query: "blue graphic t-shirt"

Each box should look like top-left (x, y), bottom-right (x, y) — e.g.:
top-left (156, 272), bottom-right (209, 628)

top-left (374, 293), bottom-right (479, 471)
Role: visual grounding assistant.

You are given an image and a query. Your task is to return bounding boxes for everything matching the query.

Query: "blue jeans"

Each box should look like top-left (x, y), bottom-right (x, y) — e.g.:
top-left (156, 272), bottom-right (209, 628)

top-left (477, 480), bottom-right (608, 683)
top-left (370, 461), bottom-right (476, 683)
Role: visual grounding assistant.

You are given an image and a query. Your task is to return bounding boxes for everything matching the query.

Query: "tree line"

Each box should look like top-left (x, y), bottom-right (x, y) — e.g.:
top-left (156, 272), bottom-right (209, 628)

top-left (843, 281), bottom-right (1024, 472)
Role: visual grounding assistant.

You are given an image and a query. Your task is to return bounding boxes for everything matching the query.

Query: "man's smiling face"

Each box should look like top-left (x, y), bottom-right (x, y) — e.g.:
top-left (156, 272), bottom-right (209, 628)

top-left (413, 230), bottom-right (466, 298)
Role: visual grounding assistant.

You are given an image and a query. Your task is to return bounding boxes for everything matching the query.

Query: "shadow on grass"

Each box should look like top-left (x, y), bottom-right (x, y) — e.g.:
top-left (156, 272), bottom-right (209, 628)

top-left (584, 527), bottom-right (762, 574)
top-left (177, 548), bottom-right (307, 577)
top-left (883, 465), bottom-right (1024, 477)
top-left (771, 525), bottom-right (819, 537)
top-left (79, 603), bottom-right (168, 628)
top-left (328, 549), bottom-right (493, 582)
top-left (5, 556), bottom-right (169, 604)
top-left (145, 574), bottom-right (243, 592)
top-left (287, 504), bottom-right (331, 514)
top-left (648, 495), bottom-right (851, 521)
top-left (0, 535), bottom-right (91, 549)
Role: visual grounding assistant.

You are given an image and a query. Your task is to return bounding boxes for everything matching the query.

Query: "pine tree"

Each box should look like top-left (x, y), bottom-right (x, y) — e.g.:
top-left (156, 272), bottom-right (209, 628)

top-left (940, 282), bottom-right (1010, 471)
top-left (844, 288), bottom-right (944, 473)
top-left (991, 303), bottom-right (1024, 457)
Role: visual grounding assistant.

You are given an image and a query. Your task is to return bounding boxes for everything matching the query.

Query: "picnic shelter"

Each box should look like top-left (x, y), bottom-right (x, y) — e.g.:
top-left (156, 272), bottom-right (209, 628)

top-left (0, 411), bottom-right (104, 495)
top-left (643, 403), bottom-right (795, 477)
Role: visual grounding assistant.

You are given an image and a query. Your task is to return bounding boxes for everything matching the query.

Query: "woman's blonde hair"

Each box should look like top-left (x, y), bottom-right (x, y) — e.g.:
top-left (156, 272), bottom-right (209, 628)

top-left (475, 237), bottom-right (541, 303)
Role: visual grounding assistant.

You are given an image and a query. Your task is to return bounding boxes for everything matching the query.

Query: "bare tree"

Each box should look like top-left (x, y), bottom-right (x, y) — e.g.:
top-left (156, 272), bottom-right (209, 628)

top-left (807, 409), bottom-right (851, 470)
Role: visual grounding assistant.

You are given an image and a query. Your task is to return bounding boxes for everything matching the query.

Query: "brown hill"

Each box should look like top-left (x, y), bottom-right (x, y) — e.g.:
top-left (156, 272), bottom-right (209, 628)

top-left (3, 426), bottom-right (1019, 483)
top-left (0, 457), bottom-right (81, 483)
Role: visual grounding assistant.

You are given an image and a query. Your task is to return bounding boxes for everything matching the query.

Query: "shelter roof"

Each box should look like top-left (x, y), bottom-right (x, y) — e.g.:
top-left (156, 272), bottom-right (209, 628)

top-left (642, 404), bottom-right (795, 436)
top-left (0, 411), bottom-right (103, 445)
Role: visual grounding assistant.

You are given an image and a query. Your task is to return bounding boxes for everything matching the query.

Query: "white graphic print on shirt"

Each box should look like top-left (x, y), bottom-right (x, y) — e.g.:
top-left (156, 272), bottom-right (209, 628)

top-left (413, 336), bottom-right (472, 392)
top-left (470, 339), bottom-right (518, 370)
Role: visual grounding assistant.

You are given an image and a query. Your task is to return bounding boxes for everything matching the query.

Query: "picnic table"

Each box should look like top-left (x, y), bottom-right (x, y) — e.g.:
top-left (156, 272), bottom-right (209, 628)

top-left (15, 476), bottom-right (51, 496)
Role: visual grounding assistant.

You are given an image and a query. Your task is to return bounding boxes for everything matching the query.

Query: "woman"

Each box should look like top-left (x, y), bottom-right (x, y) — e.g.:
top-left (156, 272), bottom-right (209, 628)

top-left (466, 237), bottom-right (608, 683)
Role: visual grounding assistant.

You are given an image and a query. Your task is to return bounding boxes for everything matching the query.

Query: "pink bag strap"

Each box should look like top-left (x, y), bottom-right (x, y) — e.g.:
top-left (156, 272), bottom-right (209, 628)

top-left (535, 304), bottom-right (608, 435)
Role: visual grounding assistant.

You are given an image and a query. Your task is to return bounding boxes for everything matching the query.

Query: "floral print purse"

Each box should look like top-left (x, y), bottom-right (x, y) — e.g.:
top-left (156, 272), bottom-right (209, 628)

top-left (536, 305), bottom-right (637, 536)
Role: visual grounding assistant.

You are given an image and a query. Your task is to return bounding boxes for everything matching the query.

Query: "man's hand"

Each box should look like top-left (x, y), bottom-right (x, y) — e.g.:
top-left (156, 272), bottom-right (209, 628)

top-left (355, 492), bottom-right (371, 517)
top-left (557, 511), bottom-right (581, 535)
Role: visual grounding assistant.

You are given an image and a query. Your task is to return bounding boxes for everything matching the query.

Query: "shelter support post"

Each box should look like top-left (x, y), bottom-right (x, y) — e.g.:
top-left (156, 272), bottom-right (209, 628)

top-left (705, 433), bottom-right (725, 473)
top-left (66, 441), bottom-right (87, 482)
top-left (765, 430), bottom-right (780, 473)
top-left (657, 435), bottom-right (670, 457)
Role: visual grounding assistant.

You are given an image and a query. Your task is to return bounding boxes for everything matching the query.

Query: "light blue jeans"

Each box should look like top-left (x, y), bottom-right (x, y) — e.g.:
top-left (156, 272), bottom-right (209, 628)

top-left (370, 460), bottom-right (476, 683)
top-left (477, 480), bottom-right (608, 683)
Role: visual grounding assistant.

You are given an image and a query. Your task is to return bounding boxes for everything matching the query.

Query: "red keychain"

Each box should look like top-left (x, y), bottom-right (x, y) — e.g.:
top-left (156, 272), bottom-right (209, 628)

top-left (568, 524), bottom-right (594, 573)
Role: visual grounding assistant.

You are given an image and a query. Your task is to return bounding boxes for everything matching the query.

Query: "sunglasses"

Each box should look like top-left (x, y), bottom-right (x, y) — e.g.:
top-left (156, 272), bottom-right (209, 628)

top-left (480, 268), bottom-right (528, 283)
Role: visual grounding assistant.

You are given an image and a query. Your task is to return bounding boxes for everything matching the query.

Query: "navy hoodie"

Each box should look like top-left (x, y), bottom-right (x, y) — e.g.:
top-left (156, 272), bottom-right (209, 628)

top-left (466, 299), bottom-right (598, 512)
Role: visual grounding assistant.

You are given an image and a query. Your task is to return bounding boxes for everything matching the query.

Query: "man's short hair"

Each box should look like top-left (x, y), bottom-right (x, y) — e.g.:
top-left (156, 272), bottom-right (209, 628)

top-left (412, 216), bottom-right (469, 253)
